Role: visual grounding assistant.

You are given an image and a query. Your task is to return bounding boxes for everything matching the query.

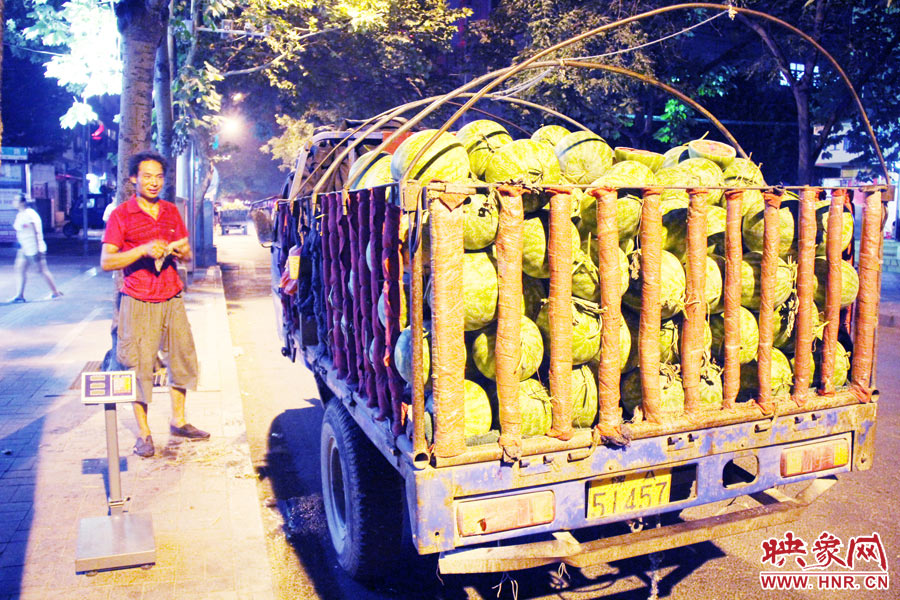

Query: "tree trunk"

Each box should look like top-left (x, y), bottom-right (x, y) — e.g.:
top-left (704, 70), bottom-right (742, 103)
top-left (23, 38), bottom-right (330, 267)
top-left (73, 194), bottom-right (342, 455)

top-left (0, 0), bottom-right (5, 153)
top-left (115, 1), bottom-right (168, 205)
top-left (154, 27), bottom-right (176, 204)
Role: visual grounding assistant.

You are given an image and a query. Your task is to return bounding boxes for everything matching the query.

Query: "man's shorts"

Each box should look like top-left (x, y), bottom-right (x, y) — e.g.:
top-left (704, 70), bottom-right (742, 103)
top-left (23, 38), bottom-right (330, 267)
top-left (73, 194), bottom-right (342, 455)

top-left (116, 293), bottom-right (199, 404)
top-left (15, 249), bottom-right (48, 267)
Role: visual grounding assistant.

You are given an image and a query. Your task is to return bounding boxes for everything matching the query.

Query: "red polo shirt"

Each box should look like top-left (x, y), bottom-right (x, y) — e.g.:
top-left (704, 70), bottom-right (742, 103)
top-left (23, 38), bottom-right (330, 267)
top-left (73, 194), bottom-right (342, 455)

top-left (102, 195), bottom-right (188, 302)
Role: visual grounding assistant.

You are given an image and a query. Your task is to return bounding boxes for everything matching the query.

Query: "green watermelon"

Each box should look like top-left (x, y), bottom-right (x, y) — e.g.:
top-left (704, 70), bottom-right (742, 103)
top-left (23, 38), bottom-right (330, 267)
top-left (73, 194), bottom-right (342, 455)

top-left (687, 139), bottom-right (736, 170)
top-left (518, 379), bottom-right (553, 436)
top-left (710, 305), bottom-right (759, 364)
top-left (588, 314), bottom-right (632, 372)
top-left (742, 204), bottom-right (795, 256)
top-left (348, 149), bottom-right (392, 189)
top-left (390, 129), bottom-right (471, 184)
top-left (554, 131), bottom-right (614, 185)
top-left (427, 251), bottom-right (499, 331)
top-left (771, 296), bottom-right (824, 352)
top-left (814, 200), bottom-right (854, 256)
top-left (457, 120), bottom-right (513, 179)
top-left (531, 124), bottom-right (571, 148)
top-left (622, 249), bottom-right (686, 319)
top-left (813, 258), bottom-right (859, 309)
top-left (621, 363), bottom-right (685, 418)
top-left (723, 157), bottom-right (765, 186)
top-left (661, 205), bottom-right (727, 260)
top-left (572, 365), bottom-right (599, 428)
top-left (536, 297), bottom-right (603, 365)
top-left (484, 139), bottom-right (562, 212)
top-left (698, 361), bottom-right (724, 410)
top-left (572, 240), bottom-right (629, 303)
top-left (471, 315), bottom-right (544, 381)
top-left (654, 165), bottom-right (691, 206)
top-left (522, 275), bottom-right (546, 321)
top-left (463, 192), bottom-right (499, 250)
top-left (738, 347), bottom-right (792, 402)
top-left (680, 157), bottom-right (726, 206)
top-left (623, 312), bottom-right (679, 372)
top-left (740, 252), bottom-right (794, 310)
top-left (521, 216), bottom-right (581, 279)
top-left (661, 145), bottom-right (689, 169)
top-left (395, 327), bottom-right (430, 386)
top-left (578, 192), bottom-right (642, 245)
top-left (462, 379), bottom-right (493, 437)
top-left (614, 147), bottom-right (665, 172)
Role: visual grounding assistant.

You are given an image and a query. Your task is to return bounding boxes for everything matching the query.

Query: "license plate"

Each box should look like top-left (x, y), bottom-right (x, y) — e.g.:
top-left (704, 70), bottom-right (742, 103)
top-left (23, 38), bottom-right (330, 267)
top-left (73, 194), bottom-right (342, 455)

top-left (586, 468), bottom-right (672, 519)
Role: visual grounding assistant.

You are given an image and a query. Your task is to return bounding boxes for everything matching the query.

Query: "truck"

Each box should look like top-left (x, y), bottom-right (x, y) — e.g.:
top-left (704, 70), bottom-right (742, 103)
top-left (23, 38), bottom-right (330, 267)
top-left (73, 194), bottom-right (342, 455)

top-left (255, 8), bottom-right (891, 586)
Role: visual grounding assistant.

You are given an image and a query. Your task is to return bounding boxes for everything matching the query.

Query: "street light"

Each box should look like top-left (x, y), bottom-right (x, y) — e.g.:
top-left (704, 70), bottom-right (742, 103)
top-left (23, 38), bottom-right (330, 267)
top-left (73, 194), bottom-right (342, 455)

top-left (219, 115), bottom-right (244, 140)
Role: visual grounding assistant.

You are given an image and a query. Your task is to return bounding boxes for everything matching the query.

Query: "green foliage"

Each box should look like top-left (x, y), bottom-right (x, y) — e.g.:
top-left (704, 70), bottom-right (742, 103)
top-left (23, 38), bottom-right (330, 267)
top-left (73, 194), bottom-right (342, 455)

top-left (260, 114), bottom-right (315, 171)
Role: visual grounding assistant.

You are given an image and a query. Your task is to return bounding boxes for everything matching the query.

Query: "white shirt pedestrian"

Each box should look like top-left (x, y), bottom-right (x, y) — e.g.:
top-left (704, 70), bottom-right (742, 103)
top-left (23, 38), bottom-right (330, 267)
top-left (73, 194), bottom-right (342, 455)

top-left (13, 205), bottom-right (46, 256)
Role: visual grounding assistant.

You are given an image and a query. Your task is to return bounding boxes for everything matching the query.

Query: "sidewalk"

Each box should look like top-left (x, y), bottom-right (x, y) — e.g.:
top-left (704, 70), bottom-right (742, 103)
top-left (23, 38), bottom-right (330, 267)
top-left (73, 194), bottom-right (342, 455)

top-left (0, 264), bottom-right (275, 599)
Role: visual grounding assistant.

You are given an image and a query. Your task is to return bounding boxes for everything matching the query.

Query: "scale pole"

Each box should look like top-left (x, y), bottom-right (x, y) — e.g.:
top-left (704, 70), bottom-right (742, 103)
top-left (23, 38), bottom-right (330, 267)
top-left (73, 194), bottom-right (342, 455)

top-left (104, 403), bottom-right (124, 515)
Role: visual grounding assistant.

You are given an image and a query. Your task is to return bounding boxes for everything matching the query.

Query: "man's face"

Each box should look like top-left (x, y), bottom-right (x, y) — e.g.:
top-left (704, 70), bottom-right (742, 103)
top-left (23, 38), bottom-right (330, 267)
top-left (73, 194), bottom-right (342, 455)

top-left (132, 160), bottom-right (164, 202)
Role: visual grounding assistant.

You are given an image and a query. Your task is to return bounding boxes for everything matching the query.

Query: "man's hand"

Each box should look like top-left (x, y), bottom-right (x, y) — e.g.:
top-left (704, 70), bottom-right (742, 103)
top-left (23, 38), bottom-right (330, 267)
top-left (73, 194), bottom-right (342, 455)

top-left (145, 240), bottom-right (167, 259)
top-left (166, 238), bottom-right (191, 260)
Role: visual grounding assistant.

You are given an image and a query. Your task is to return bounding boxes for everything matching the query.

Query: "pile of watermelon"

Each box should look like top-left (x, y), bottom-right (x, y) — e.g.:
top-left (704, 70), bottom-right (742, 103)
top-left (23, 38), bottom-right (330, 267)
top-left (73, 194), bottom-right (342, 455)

top-left (353, 121), bottom-right (859, 441)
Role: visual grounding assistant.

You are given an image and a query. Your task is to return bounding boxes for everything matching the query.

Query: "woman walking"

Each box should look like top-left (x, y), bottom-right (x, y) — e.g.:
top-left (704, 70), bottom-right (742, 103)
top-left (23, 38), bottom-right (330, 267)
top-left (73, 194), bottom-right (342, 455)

top-left (11, 195), bottom-right (62, 302)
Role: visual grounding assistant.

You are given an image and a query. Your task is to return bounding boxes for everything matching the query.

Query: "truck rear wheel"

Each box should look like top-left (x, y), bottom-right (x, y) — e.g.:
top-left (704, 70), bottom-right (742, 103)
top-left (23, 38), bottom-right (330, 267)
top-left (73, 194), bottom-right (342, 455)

top-left (320, 400), bottom-right (405, 582)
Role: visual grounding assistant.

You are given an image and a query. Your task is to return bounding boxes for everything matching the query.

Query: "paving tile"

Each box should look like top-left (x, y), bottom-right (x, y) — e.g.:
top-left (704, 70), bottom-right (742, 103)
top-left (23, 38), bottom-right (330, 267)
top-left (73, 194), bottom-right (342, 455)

top-left (140, 581), bottom-right (176, 600)
top-left (0, 541), bottom-right (28, 568)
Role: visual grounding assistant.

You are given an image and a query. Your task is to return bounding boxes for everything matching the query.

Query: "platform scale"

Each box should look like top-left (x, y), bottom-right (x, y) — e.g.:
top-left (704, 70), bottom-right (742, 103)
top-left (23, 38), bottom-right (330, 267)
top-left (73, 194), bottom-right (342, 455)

top-left (75, 371), bottom-right (156, 573)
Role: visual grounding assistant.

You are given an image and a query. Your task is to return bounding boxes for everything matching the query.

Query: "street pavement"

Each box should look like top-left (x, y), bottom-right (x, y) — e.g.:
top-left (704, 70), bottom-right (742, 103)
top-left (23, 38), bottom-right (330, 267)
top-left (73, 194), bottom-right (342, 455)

top-left (0, 234), bottom-right (275, 599)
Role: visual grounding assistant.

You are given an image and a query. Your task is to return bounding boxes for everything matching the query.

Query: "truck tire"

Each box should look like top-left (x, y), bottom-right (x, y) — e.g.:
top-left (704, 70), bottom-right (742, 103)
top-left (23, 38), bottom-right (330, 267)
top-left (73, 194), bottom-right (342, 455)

top-left (320, 400), bottom-right (405, 582)
top-left (63, 222), bottom-right (78, 238)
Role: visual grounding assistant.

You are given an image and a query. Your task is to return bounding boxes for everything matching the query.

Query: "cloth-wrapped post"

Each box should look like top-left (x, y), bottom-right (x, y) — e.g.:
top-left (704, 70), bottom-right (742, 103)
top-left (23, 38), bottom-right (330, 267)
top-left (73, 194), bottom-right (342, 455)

top-left (722, 189), bottom-right (743, 409)
top-left (329, 193), bottom-right (348, 375)
top-left (592, 188), bottom-right (624, 434)
top-left (357, 191), bottom-right (376, 401)
top-left (682, 189), bottom-right (708, 414)
top-left (338, 191), bottom-right (355, 378)
top-left (408, 186), bottom-right (427, 457)
top-left (384, 203), bottom-right (407, 436)
top-left (851, 189), bottom-right (884, 401)
top-left (347, 191), bottom-right (363, 384)
top-left (547, 191), bottom-right (574, 441)
top-left (819, 189), bottom-right (846, 396)
top-left (495, 186), bottom-right (525, 461)
top-left (639, 190), bottom-right (664, 423)
top-left (755, 191), bottom-right (783, 414)
top-left (792, 188), bottom-right (819, 405)
top-left (429, 191), bottom-right (467, 458)
top-left (369, 191), bottom-right (389, 419)
top-left (320, 194), bottom-right (336, 362)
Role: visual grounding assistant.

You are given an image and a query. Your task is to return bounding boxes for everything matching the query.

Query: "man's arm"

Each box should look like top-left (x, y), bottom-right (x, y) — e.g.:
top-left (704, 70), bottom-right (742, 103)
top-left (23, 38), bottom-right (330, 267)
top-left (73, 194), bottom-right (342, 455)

top-left (100, 240), bottom-right (166, 271)
top-left (167, 237), bottom-right (192, 262)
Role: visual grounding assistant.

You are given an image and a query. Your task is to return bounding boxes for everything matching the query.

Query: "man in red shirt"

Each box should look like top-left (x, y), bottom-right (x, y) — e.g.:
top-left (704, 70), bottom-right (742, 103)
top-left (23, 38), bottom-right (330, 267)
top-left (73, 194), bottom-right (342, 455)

top-left (101, 150), bottom-right (209, 457)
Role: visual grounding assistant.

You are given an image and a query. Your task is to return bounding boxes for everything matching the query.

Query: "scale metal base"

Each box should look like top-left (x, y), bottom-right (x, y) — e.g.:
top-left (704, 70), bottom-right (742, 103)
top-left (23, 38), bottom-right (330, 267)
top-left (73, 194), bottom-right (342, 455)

top-left (75, 513), bottom-right (156, 573)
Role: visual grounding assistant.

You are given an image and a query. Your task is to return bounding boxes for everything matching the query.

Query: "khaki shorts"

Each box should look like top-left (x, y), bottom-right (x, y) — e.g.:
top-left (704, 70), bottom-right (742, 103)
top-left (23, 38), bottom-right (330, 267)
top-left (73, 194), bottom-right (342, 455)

top-left (117, 294), bottom-right (199, 404)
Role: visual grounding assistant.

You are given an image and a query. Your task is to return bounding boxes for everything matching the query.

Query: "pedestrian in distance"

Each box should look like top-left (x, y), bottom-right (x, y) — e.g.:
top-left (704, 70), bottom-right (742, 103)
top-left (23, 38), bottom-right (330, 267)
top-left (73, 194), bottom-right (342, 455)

top-left (10, 194), bottom-right (62, 302)
top-left (100, 150), bottom-right (209, 458)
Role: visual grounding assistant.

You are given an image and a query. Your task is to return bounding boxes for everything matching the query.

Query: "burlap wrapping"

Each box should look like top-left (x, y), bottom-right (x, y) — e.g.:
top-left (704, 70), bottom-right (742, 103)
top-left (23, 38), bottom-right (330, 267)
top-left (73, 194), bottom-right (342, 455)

top-left (409, 188), bottom-right (427, 456)
top-left (547, 191), bottom-right (574, 441)
top-left (338, 191), bottom-right (355, 378)
top-left (429, 193), bottom-right (467, 458)
top-left (346, 191), bottom-right (362, 385)
top-left (639, 190), bottom-right (664, 423)
top-left (369, 191), bottom-right (390, 419)
top-left (320, 193), bottom-right (337, 364)
top-left (356, 192), bottom-right (378, 408)
top-left (327, 193), bottom-right (349, 376)
top-left (592, 188), bottom-right (624, 434)
top-left (851, 190), bottom-right (884, 401)
top-left (383, 202), bottom-right (407, 436)
top-left (722, 189), bottom-right (743, 409)
top-left (819, 189), bottom-right (846, 395)
top-left (755, 192), bottom-right (782, 413)
top-left (792, 188), bottom-right (818, 404)
top-left (682, 190), bottom-right (708, 414)
top-left (495, 186), bottom-right (525, 461)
